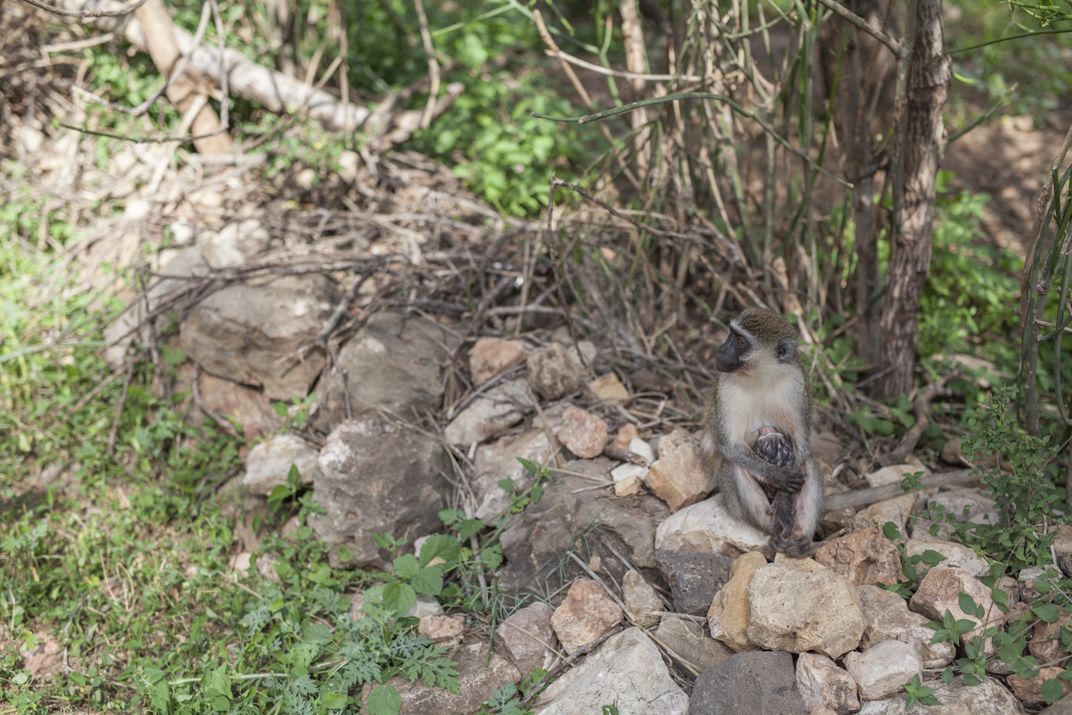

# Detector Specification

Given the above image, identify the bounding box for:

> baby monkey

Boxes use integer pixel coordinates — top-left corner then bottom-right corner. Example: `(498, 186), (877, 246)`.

(701, 308), (822, 556)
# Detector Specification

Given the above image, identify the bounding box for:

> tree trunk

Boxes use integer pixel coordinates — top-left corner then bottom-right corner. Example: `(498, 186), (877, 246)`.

(876, 0), (949, 398)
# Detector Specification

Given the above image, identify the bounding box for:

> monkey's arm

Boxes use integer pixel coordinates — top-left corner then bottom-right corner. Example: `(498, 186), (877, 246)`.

(720, 442), (806, 492)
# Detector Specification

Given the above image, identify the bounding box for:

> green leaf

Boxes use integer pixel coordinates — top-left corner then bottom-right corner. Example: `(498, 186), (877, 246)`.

(517, 457), (541, 475)
(204, 665), (231, 700)
(393, 554), (420, 579)
(321, 691), (348, 710)
(958, 592), (979, 616)
(381, 582), (416, 615)
(456, 518), (485, 541)
(1042, 678), (1065, 705)
(411, 566), (444, 596)
(1035, 604), (1061, 623)
(921, 549), (946, 566)
(419, 535), (462, 567)
(367, 684), (402, 715)
(302, 621), (333, 645)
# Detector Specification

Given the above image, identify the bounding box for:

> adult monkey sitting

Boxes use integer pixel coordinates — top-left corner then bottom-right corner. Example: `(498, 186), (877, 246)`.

(700, 308), (822, 556)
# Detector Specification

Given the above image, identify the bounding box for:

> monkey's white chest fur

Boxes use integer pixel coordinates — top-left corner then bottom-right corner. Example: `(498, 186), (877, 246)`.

(718, 370), (804, 446)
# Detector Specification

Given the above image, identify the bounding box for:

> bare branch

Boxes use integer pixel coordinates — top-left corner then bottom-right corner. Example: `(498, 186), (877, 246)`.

(19, 0), (150, 19)
(815, 0), (905, 59)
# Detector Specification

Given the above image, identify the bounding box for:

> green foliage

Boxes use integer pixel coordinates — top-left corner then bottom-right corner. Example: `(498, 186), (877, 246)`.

(919, 184), (1022, 364)
(962, 386), (1061, 568)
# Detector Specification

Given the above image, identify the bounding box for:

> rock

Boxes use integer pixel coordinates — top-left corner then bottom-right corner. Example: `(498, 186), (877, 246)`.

(913, 489), (999, 539)
(904, 537), (989, 577)
(940, 437), (970, 466)
(1008, 667), (1072, 706)
(405, 595), (443, 619)
(418, 615), (464, 646)
(1042, 693), (1072, 714)
(866, 464), (928, 488)
(1052, 525), (1072, 578)
(852, 494), (916, 534)
(555, 406), (609, 459)
(858, 585), (955, 668)
(550, 579), (624, 655)
(526, 341), (596, 400)
(904, 676), (1023, 714)
(654, 494), (769, 556)
(532, 627), (687, 714)
(189, 369), (283, 440)
(21, 632), (64, 679)
(708, 551), (767, 651)
(1019, 565), (1057, 600)
(311, 416), (448, 565)
(796, 653), (860, 714)
(496, 602), (557, 675)
(909, 566), (1004, 647)
(469, 337), (527, 385)
(180, 274), (340, 400)
(391, 637), (519, 715)
(612, 463), (647, 497)
(242, 434), (319, 495)
(859, 700), (907, 715)
(471, 428), (554, 520)
(623, 570), (663, 627)
(443, 379), (531, 445)
(1029, 610), (1072, 662)
(610, 424), (641, 451)
(689, 651), (807, 715)
(654, 615), (731, 671)
(814, 528), (902, 586)
(656, 550), (732, 616)
(644, 429), (713, 512)
(746, 561), (866, 658)
(314, 311), (461, 430)
(498, 458), (668, 594)
(845, 640), (923, 701)
(588, 372), (629, 403)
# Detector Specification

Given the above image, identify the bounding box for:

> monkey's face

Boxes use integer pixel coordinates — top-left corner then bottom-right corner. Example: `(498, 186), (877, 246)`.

(716, 330), (750, 373)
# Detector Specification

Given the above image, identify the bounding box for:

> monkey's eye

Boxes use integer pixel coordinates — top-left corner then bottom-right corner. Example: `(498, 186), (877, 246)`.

(734, 334), (748, 352)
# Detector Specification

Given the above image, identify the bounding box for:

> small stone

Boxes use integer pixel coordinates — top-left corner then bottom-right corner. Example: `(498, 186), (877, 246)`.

(532, 628), (687, 714)
(496, 602), (557, 675)
(526, 341), (595, 400)
(858, 700), (907, 715)
(796, 652), (860, 714)
(909, 566), (1004, 648)
(645, 429), (715, 512)
(913, 489), (999, 539)
(1052, 525), (1072, 578)
(1020, 565), (1057, 600)
(657, 550), (732, 616)
(230, 551), (252, 573)
(940, 437), (970, 466)
(469, 337), (527, 385)
(405, 595), (443, 619)
(1029, 609), (1072, 662)
(1041, 693), (1072, 714)
(656, 494), (770, 556)
(1008, 667), (1072, 706)
(708, 551), (767, 651)
(852, 494), (916, 534)
(20, 632), (64, 679)
(866, 464), (928, 488)
(689, 651), (807, 715)
(814, 528), (903, 586)
(588, 373), (629, 403)
(472, 429), (554, 520)
(444, 379), (531, 445)
(746, 561), (867, 659)
(610, 424), (640, 451)
(654, 615), (732, 671)
(623, 570), (663, 627)
(419, 615), (464, 645)
(550, 579), (624, 655)
(555, 406), (609, 459)
(904, 537), (989, 577)
(845, 640), (923, 701)
(612, 463), (647, 496)
(242, 433), (319, 495)
(858, 585), (955, 668)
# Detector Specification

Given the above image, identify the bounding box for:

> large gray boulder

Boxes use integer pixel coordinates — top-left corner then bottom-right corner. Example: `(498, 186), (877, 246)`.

(313, 311), (461, 431)
(689, 651), (807, 714)
(311, 416), (448, 565)
(180, 274), (340, 400)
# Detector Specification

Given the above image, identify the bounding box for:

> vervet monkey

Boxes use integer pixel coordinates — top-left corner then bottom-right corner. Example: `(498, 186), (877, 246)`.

(701, 308), (822, 556)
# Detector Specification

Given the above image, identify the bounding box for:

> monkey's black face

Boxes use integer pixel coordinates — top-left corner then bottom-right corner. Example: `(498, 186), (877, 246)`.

(716, 331), (750, 372)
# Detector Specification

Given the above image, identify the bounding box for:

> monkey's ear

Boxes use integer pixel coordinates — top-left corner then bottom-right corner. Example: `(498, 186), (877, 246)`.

(776, 339), (796, 362)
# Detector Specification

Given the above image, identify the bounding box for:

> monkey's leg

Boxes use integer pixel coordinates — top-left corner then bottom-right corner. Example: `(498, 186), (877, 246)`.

(770, 460), (822, 556)
(720, 463), (773, 532)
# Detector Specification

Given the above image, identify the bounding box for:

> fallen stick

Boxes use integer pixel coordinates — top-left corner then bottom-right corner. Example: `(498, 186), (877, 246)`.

(123, 17), (370, 131)
(823, 468), (979, 512)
